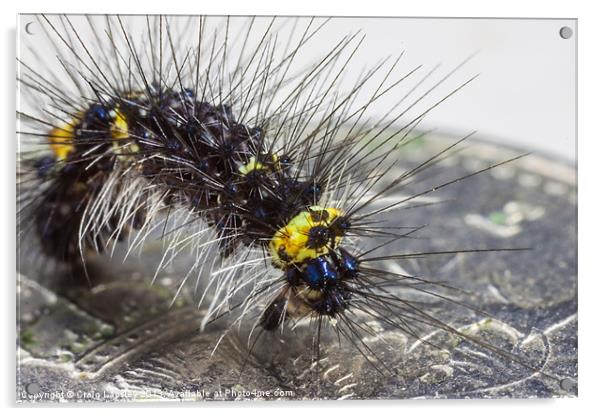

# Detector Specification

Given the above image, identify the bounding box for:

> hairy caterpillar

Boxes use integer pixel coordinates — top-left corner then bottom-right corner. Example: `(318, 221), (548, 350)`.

(17, 14), (575, 398)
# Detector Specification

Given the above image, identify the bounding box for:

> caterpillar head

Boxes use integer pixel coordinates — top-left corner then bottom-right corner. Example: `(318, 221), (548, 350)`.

(259, 248), (359, 331)
(262, 206), (358, 326)
(269, 206), (350, 268)
(288, 248), (358, 314)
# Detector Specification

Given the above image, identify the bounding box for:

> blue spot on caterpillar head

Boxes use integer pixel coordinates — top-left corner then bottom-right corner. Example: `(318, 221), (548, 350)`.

(17, 15), (563, 386)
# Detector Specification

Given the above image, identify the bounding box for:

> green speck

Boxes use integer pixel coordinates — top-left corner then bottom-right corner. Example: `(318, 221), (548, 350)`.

(489, 211), (506, 225)
(396, 135), (426, 153)
(69, 341), (87, 353)
(99, 324), (115, 339)
(20, 329), (36, 346)
(59, 353), (73, 362)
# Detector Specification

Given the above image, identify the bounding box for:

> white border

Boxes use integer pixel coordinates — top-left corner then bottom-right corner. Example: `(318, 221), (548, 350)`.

(2, 0), (597, 414)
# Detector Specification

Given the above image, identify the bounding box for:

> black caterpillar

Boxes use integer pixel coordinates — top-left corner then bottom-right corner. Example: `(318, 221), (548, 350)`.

(30, 83), (354, 326)
(17, 14), (562, 382)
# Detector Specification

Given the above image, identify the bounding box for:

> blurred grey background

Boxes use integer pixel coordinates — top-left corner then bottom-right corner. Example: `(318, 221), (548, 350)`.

(278, 17), (577, 162)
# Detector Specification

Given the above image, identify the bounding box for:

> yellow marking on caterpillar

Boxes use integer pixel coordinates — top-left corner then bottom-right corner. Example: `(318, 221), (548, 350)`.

(49, 120), (77, 160)
(271, 154), (286, 171)
(111, 108), (129, 140)
(238, 156), (265, 175)
(48, 107), (134, 160)
(270, 206), (343, 268)
(239, 154), (284, 175)
(110, 108), (139, 154)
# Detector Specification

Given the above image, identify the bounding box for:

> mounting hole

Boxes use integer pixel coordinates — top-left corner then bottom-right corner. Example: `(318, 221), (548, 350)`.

(560, 377), (577, 392)
(559, 26), (573, 40)
(25, 382), (41, 395)
(25, 21), (35, 36)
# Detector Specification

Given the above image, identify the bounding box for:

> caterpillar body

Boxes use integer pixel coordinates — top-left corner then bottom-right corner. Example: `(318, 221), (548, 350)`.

(17, 14), (564, 387)
(32, 83), (357, 327)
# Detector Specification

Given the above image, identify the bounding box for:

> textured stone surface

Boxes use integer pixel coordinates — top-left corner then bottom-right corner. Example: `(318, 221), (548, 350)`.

(16, 135), (577, 402)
